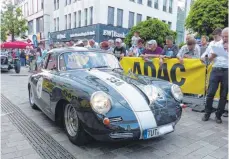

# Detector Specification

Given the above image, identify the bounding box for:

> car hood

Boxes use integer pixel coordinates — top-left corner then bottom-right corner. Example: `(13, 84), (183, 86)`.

(58, 69), (173, 111)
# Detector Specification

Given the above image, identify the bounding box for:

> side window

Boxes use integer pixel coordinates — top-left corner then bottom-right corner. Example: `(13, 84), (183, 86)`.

(46, 54), (57, 70)
(59, 54), (66, 71)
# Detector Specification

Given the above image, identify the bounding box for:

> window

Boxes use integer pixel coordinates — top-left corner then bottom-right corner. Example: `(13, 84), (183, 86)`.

(36, 17), (44, 32)
(46, 54), (57, 70)
(168, 21), (172, 29)
(128, 11), (134, 28)
(129, 0), (135, 2)
(57, 0), (59, 9)
(169, 0), (173, 13)
(68, 0), (71, 5)
(138, 0), (142, 4)
(57, 17), (59, 31)
(54, 0), (56, 10)
(68, 14), (71, 29)
(78, 11), (81, 27)
(89, 7), (93, 25)
(84, 8), (88, 26)
(154, 0), (159, 9)
(65, 15), (67, 29)
(117, 9), (123, 27)
(28, 21), (33, 34)
(136, 13), (142, 24)
(41, 0), (43, 9)
(54, 18), (56, 31)
(37, 0), (43, 10)
(162, 20), (166, 23)
(108, 6), (114, 25)
(65, 0), (67, 6)
(147, 16), (151, 20)
(24, 2), (28, 16)
(147, 0), (152, 7)
(74, 12), (77, 28)
(163, 0), (167, 12)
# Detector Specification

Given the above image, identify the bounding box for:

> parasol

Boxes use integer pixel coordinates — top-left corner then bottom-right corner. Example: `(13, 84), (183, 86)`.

(0, 41), (32, 49)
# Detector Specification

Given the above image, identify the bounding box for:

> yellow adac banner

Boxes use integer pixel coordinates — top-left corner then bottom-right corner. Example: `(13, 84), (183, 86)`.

(120, 57), (222, 98)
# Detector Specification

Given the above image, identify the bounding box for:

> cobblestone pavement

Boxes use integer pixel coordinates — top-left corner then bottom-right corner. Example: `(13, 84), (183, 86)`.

(1, 68), (228, 159)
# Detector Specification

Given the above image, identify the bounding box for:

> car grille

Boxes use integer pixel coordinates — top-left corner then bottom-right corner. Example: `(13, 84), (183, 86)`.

(1, 56), (8, 65)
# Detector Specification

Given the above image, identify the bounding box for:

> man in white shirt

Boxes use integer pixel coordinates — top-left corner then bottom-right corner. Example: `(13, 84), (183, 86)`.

(201, 27), (228, 124)
(201, 28), (223, 59)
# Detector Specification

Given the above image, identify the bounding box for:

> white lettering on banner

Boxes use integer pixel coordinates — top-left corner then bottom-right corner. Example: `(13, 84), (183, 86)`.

(103, 30), (126, 38)
(70, 31), (95, 38)
(57, 34), (66, 39)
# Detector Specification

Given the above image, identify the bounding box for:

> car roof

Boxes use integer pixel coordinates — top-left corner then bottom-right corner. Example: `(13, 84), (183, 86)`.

(48, 47), (113, 55)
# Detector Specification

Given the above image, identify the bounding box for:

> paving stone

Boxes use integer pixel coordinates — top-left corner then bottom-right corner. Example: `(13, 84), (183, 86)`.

(1, 147), (17, 154)
(6, 140), (29, 148)
(14, 148), (37, 158)
(192, 144), (219, 156)
(111, 147), (133, 155)
(1, 153), (16, 159)
(16, 143), (33, 151)
(202, 156), (217, 159)
(209, 148), (228, 159)
(197, 130), (216, 138)
(210, 139), (228, 148)
(123, 147), (160, 159)
(22, 154), (41, 159)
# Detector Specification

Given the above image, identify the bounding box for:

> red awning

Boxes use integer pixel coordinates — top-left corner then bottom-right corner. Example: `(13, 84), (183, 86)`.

(0, 41), (33, 49)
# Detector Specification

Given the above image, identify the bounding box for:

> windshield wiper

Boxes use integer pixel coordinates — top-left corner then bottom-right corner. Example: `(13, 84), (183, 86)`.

(89, 66), (110, 71)
(112, 68), (123, 71)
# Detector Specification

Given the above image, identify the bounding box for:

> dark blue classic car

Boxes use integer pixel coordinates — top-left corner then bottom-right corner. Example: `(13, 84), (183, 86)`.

(28, 47), (183, 145)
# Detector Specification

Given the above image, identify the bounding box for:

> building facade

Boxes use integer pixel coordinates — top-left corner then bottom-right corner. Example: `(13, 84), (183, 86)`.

(14, 0), (52, 47)
(14, 0), (179, 45)
(50, 0), (178, 43)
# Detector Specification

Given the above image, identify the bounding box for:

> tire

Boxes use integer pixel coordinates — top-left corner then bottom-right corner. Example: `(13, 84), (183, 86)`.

(29, 86), (39, 109)
(15, 61), (21, 73)
(64, 103), (89, 146)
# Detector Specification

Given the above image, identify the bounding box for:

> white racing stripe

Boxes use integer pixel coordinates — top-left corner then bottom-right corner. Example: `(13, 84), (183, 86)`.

(88, 70), (157, 139)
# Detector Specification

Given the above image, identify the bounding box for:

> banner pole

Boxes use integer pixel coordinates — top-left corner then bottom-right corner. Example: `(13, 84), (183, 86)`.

(203, 55), (209, 109)
(192, 55), (209, 112)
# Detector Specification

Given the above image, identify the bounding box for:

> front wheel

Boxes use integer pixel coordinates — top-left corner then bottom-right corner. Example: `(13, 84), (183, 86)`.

(14, 60), (21, 73)
(29, 86), (38, 109)
(64, 103), (89, 146)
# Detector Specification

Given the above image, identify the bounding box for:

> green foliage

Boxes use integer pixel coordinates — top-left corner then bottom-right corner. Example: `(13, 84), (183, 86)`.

(1, 3), (28, 42)
(179, 42), (186, 49)
(185, 0), (228, 35)
(124, 19), (176, 47)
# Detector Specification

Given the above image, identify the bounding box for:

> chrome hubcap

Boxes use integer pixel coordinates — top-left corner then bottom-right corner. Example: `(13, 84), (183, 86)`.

(64, 104), (78, 137)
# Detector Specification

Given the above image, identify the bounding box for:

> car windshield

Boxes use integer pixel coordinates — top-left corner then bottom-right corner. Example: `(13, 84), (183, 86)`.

(59, 51), (120, 71)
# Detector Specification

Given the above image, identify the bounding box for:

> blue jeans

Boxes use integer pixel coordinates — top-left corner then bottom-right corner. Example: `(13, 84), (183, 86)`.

(20, 57), (26, 66)
(205, 68), (228, 117)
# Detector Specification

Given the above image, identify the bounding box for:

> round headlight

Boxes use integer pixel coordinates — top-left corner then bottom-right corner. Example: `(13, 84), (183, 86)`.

(143, 85), (160, 104)
(171, 84), (183, 101)
(90, 91), (112, 115)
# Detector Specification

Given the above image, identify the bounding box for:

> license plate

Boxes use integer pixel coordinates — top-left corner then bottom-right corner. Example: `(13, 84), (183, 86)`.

(143, 124), (174, 139)
(143, 128), (160, 139)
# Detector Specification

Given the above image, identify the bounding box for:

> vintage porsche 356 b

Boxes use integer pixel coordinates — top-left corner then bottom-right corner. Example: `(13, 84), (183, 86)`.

(28, 47), (183, 145)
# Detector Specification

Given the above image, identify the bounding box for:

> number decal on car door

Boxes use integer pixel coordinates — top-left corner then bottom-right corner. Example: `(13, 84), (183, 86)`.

(37, 77), (43, 98)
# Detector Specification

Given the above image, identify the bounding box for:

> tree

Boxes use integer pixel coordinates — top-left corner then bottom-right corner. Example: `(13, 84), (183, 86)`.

(185, 0), (228, 36)
(124, 19), (176, 47)
(1, 3), (28, 42)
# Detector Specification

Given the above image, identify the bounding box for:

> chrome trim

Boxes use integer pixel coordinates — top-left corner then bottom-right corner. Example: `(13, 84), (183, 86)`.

(109, 132), (133, 139)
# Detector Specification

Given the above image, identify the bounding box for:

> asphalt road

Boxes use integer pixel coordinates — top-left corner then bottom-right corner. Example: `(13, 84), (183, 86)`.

(1, 68), (228, 159)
